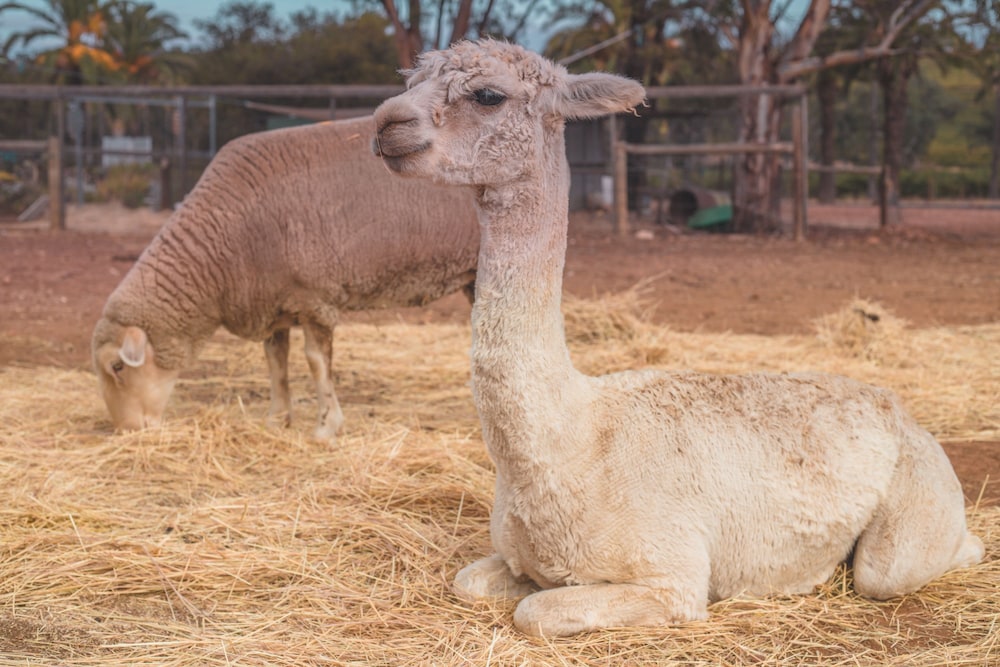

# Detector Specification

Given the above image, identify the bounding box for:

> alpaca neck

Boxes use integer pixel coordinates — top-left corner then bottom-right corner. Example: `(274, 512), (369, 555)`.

(470, 138), (588, 469)
(473, 182), (569, 353)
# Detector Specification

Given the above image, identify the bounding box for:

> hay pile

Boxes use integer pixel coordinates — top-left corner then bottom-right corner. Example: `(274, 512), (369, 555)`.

(0, 297), (997, 665)
(812, 297), (911, 363)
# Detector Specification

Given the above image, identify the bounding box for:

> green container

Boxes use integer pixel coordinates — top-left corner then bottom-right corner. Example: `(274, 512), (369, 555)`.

(687, 204), (733, 229)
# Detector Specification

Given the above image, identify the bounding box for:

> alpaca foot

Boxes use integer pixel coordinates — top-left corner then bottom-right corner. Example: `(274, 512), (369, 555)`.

(513, 582), (708, 637)
(453, 554), (538, 602)
(954, 532), (985, 569)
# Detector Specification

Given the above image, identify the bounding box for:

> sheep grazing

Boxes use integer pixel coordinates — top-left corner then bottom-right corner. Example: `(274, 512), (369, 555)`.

(93, 115), (479, 442)
(372, 40), (984, 637)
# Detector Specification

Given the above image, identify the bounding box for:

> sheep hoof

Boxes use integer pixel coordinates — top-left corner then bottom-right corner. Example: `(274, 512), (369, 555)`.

(265, 412), (292, 430)
(312, 424), (340, 446)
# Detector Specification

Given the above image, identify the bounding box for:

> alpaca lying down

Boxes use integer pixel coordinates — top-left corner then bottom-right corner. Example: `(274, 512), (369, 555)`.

(372, 38), (984, 637)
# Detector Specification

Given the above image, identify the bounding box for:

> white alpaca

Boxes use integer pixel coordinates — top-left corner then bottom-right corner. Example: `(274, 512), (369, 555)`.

(372, 40), (984, 637)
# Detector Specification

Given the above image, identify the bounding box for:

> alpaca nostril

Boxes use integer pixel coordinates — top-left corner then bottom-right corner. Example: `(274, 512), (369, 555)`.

(378, 117), (419, 138)
(373, 118), (429, 160)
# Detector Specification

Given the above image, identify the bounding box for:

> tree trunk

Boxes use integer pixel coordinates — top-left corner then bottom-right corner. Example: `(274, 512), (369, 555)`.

(732, 1), (781, 233)
(620, 0), (656, 213)
(448, 0), (473, 46)
(868, 80), (879, 203)
(816, 68), (838, 203)
(878, 55), (913, 227)
(727, 0), (931, 233)
(990, 83), (1000, 200)
(381, 0), (424, 69)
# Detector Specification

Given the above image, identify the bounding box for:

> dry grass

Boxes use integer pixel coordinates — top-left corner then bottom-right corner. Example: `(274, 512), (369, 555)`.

(813, 297), (911, 363)
(0, 295), (997, 665)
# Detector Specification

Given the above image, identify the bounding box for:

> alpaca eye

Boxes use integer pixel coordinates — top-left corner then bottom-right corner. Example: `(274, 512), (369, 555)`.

(471, 89), (506, 106)
(111, 360), (124, 374)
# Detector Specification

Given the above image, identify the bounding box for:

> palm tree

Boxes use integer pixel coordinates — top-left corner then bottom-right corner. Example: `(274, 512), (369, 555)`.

(103, 0), (192, 137)
(103, 0), (191, 84)
(0, 0), (117, 83)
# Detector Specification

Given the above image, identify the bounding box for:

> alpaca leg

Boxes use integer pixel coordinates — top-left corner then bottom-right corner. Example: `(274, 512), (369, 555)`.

(453, 554), (539, 602)
(263, 329), (292, 428)
(302, 321), (344, 443)
(854, 436), (984, 599)
(512, 580), (709, 637)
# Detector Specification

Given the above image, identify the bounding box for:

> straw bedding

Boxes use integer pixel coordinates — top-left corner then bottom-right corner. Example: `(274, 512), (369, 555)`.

(0, 296), (997, 665)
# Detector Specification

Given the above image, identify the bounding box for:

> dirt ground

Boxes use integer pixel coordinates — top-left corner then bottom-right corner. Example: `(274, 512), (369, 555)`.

(2, 200), (999, 505)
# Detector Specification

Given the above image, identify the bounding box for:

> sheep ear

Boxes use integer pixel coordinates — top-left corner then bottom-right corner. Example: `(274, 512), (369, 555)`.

(119, 326), (148, 368)
(558, 73), (646, 120)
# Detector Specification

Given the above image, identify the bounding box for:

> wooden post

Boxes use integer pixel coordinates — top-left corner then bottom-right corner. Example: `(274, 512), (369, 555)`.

(208, 94), (217, 157)
(48, 98), (65, 230)
(614, 140), (628, 236)
(175, 95), (187, 199)
(791, 97), (808, 241)
(158, 156), (171, 211)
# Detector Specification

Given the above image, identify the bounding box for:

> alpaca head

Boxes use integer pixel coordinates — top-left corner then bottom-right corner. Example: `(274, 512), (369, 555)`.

(373, 39), (645, 188)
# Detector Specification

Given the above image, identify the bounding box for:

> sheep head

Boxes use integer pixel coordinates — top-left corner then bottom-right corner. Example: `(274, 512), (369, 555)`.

(92, 321), (179, 431)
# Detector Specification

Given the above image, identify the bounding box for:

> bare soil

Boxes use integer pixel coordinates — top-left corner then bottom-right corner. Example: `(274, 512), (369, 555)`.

(1, 200), (999, 506)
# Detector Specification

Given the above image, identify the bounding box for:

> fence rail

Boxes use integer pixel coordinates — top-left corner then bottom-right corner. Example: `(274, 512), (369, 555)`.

(611, 84), (809, 240)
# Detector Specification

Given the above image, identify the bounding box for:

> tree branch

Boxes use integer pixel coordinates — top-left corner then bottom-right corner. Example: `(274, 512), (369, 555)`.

(781, 0), (830, 64)
(781, 45), (905, 80)
(506, 0), (542, 43)
(449, 0), (473, 46)
(779, 0), (939, 81)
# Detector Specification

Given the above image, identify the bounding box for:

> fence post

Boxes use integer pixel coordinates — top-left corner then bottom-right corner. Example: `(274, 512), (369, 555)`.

(158, 156), (172, 211)
(614, 140), (628, 236)
(48, 97), (66, 231)
(791, 97), (808, 241)
(175, 95), (187, 200)
(208, 94), (217, 158)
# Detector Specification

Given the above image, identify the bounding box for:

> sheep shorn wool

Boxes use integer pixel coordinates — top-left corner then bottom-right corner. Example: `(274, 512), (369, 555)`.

(93, 115), (479, 441)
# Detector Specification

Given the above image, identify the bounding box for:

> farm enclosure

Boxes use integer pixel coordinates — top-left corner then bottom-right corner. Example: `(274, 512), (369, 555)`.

(0, 202), (998, 664)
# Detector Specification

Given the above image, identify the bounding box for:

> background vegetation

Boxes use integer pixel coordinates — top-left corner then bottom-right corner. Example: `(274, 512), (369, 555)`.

(0, 0), (997, 216)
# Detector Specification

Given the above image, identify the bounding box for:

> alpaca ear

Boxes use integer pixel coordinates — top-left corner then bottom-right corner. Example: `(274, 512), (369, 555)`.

(558, 73), (646, 120)
(119, 326), (148, 368)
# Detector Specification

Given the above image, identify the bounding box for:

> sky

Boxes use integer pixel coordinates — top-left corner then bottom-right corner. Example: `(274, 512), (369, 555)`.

(1, 1), (345, 53)
(167, 0), (346, 39)
(1, 0), (813, 58)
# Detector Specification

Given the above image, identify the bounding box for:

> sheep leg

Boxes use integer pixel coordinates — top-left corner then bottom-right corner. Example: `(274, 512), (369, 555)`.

(853, 432), (984, 599)
(453, 554), (539, 602)
(512, 580), (709, 637)
(263, 329), (292, 428)
(302, 321), (344, 444)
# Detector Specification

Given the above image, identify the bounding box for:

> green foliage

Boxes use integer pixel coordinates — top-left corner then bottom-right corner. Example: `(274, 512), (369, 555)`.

(186, 5), (400, 146)
(927, 125), (992, 168)
(901, 167), (992, 199)
(806, 167), (991, 200)
(190, 4), (398, 85)
(96, 163), (153, 209)
(822, 59), (995, 177)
